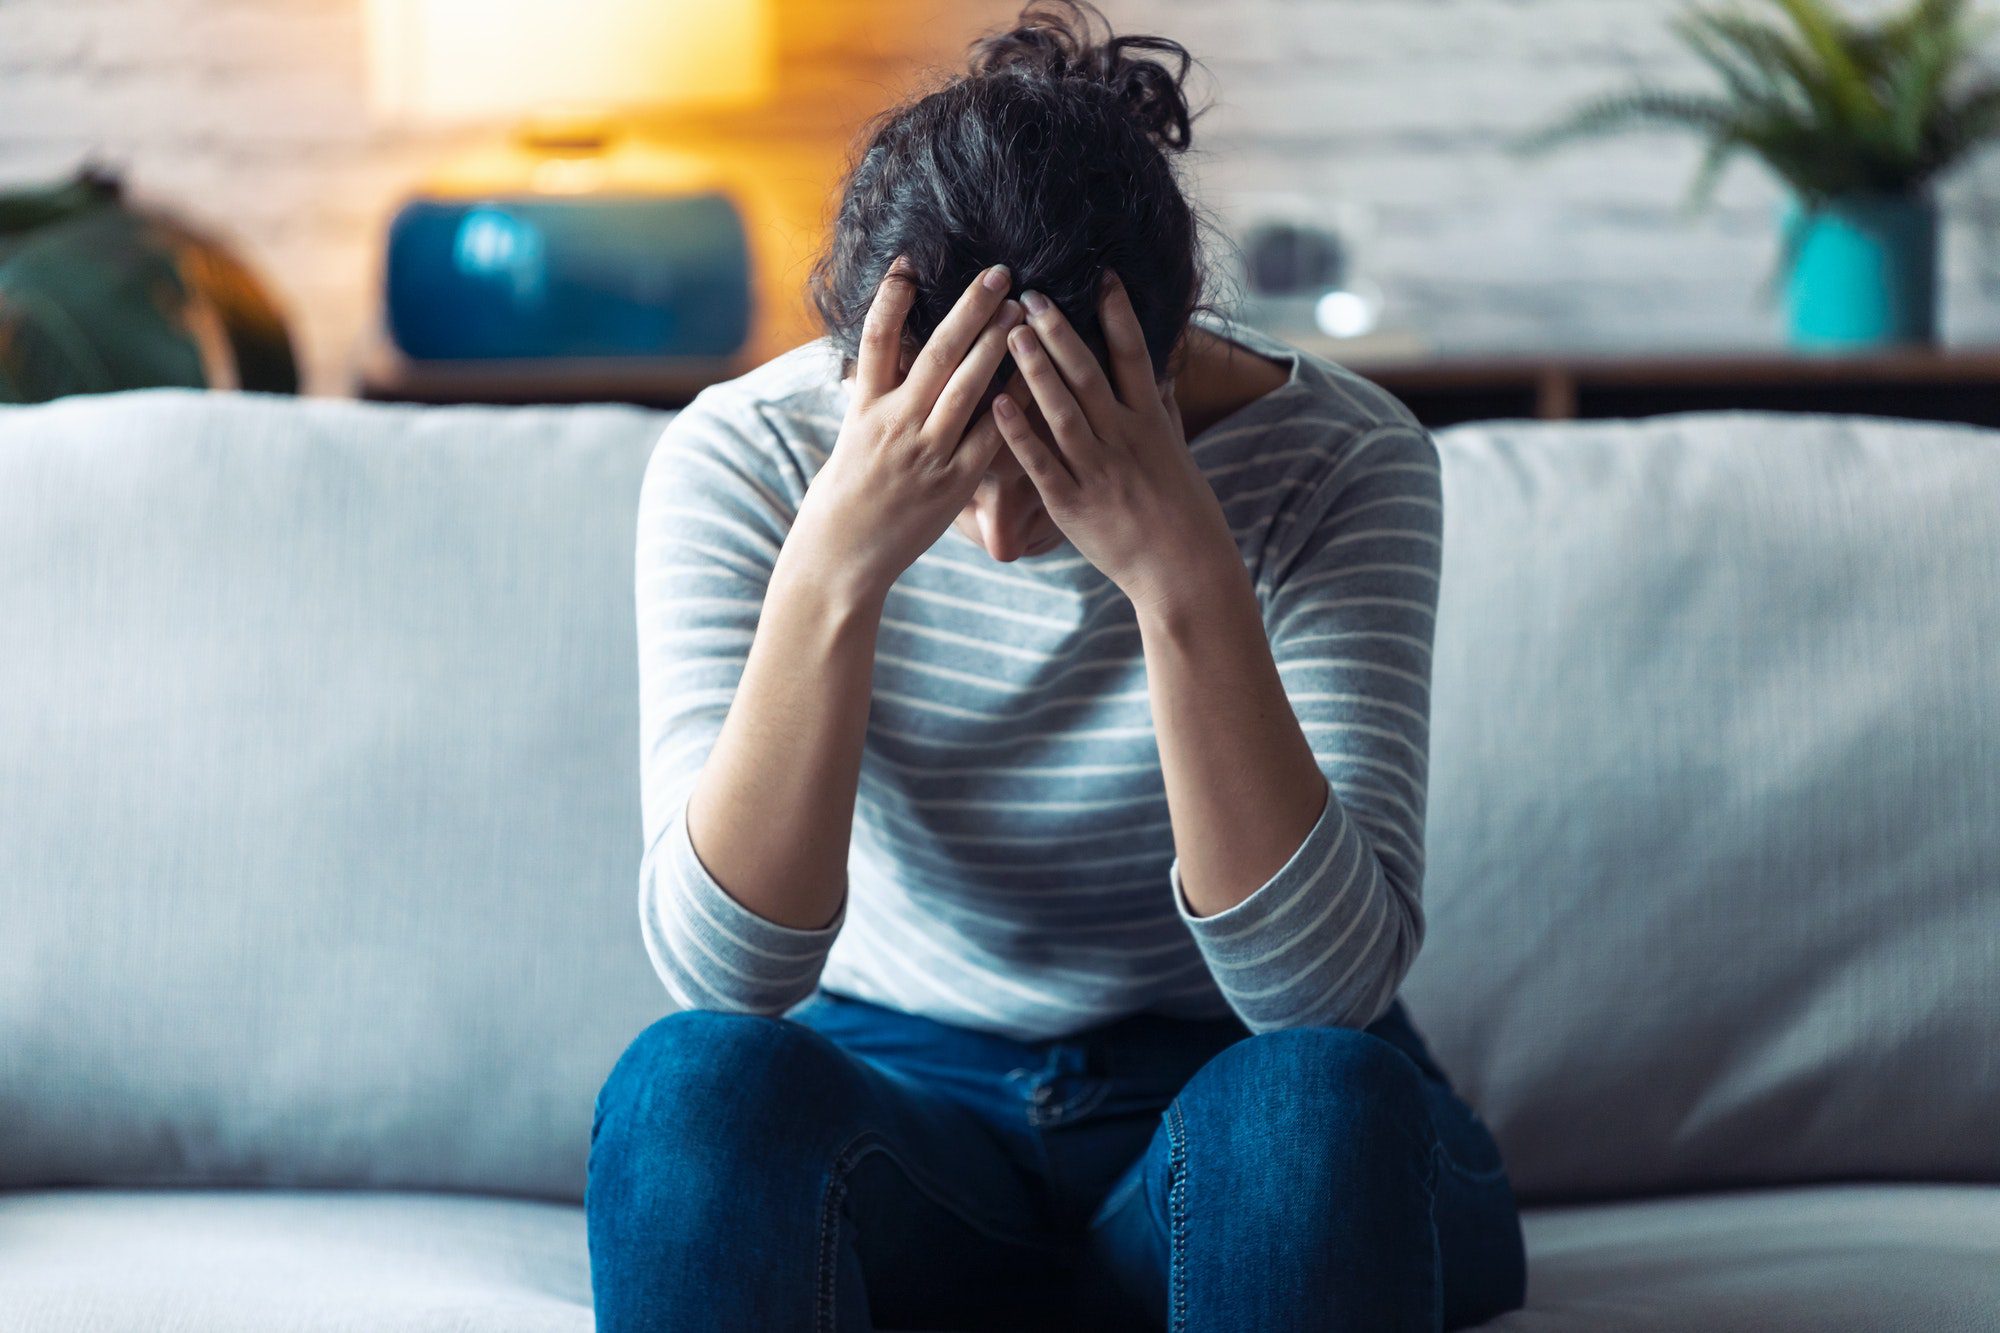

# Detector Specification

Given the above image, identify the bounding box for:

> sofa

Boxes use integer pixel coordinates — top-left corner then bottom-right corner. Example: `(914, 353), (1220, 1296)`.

(2, 387), (1995, 1332)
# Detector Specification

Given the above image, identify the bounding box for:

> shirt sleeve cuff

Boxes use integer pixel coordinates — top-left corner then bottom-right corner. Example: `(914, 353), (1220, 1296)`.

(638, 792), (843, 1013)
(1170, 773), (1358, 953)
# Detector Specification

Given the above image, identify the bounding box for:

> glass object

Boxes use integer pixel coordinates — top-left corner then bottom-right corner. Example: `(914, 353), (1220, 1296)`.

(1225, 192), (1385, 343)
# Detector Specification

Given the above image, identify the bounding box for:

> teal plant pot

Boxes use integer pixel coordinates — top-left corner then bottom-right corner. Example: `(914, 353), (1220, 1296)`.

(1781, 192), (1939, 350)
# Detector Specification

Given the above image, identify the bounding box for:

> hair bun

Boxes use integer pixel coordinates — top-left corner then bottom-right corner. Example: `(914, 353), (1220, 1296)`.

(969, 0), (1197, 152)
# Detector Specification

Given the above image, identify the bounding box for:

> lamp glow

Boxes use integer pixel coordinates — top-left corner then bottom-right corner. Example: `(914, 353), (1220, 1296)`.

(361, 0), (770, 368)
(364, 0), (773, 124)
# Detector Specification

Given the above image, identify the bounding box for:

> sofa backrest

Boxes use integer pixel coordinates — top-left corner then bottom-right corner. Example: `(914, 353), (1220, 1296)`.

(3, 391), (1995, 1205)
(1402, 409), (2000, 1203)
(0, 389), (672, 1201)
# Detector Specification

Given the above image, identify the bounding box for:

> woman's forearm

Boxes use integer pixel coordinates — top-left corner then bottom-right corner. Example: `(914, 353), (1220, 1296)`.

(1136, 557), (1329, 918)
(680, 524), (887, 933)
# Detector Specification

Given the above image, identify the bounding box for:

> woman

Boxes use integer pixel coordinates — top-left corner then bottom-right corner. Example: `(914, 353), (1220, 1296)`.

(588, 3), (1528, 1329)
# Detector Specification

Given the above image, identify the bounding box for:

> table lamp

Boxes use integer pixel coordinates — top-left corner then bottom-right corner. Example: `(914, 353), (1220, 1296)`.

(363, 0), (771, 366)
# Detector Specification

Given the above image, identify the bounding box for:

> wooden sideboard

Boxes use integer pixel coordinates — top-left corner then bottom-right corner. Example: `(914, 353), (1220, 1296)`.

(360, 333), (2000, 431)
(1334, 344), (2000, 431)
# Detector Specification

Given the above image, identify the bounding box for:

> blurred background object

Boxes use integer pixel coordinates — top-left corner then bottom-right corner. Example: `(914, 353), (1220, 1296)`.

(4, 0), (2000, 408)
(1525, 0), (2000, 350)
(0, 163), (297, 403)
(360, 0), (770, 387)
(0, 0), (1027, 398)
(1222, 190), (1428, 363)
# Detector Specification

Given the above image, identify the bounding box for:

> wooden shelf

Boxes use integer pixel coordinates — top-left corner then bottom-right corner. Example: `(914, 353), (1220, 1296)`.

(358, 323), (2000, 432)
(1331, 343), (2000, 430)
(355, 330), (731, 410)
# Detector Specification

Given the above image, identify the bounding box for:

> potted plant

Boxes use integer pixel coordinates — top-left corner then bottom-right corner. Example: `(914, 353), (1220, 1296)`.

(1522, 0), (2000, 349)
(0, 162), (297, 402)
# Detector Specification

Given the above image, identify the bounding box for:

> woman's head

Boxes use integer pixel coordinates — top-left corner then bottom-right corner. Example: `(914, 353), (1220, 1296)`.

(808, 0), (1216, 407)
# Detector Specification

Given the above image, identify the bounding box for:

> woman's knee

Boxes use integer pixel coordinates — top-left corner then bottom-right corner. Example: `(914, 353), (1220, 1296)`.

(586, 1010), (867, 1322)
(593, 1008), (857, 1163)
(1177, 1024), (1435, 1175)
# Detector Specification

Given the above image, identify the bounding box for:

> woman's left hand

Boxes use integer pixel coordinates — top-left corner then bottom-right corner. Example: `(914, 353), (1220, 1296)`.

(994, 270), (1241, 613)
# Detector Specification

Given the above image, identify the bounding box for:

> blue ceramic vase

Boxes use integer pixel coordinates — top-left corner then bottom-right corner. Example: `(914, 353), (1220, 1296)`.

(1781, 191), (1939, 350)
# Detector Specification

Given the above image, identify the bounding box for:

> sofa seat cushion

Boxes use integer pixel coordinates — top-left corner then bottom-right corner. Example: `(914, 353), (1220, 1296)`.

(3, 1183), (1995, 1331)
(0, 1189), (592, 1332)
(1501, 1182), (2000, 1331)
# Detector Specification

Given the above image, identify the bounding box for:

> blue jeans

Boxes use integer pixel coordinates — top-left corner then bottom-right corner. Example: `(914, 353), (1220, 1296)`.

(587, 990), (1527, 1332)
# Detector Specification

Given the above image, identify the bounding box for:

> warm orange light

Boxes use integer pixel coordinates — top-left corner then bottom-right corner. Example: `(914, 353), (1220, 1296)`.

(364, 0), (774, 123)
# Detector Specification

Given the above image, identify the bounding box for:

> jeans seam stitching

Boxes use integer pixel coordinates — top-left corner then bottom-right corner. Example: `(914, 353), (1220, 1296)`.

(1435, 1150), (1510, 1183)
(815, 1133), (1070, 1329)
(1431, 1118), (1510, 1184)
(1425, 1139), (1448, 1330)
(825, 1128), (1068, 1256)
(1166, 1099), (1190, 1333)
(816, 1137), (860, 1333)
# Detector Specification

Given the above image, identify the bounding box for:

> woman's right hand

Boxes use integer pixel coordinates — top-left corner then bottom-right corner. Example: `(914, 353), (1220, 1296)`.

(790, 257), (1024, 601)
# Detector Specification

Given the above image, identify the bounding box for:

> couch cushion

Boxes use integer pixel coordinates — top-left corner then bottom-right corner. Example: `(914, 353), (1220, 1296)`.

(4, 391), (1996, 1210)
(1499, 1183), (2000, 1332)
(0, 388), (674, 1201)
(1405, 411), (2000, 1203)
(0, 1190), (592, 1332)
(3, 1185), (1993, 1331)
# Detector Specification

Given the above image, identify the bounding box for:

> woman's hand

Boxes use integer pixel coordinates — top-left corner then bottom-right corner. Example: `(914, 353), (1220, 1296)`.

(793, 257), (1024, 602)
(992, 271), (1241, 613)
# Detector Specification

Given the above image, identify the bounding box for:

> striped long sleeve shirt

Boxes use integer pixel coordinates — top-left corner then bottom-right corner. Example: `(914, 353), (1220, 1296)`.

(634, 313), (1443, 1042)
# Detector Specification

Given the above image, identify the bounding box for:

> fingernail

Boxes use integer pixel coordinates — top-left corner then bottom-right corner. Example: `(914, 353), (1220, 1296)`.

(983, 263), (1011, 292)
(997, 300), (1024, 328)
(994, 394), (1018, 420)
(1009, 325), (1036, 353)
(1020, 289), (1050, 315)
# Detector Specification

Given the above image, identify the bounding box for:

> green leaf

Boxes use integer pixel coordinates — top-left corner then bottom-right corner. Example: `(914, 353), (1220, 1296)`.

(1767, 0), (1884, 127)
(1685, 10), (1827, 120)
(1518, 0), (2000, 205)
(1937, 77), (2000, 160)
(1513, 88), (1740, 155)
(1683, 136), (1743, 214)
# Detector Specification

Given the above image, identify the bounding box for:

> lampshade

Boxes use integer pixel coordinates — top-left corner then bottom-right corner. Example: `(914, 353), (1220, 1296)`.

(364, 0), (774, 123)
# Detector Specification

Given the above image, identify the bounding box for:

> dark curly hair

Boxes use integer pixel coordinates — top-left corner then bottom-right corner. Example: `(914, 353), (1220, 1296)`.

(807, 0), (1221, 396)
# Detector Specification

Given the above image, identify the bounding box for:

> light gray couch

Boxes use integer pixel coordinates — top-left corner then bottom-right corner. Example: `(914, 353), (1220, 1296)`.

(2, 388), (1995, 1331)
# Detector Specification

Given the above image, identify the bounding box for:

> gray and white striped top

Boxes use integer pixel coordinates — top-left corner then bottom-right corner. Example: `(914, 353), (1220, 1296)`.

(634, 312), (1442, 1042)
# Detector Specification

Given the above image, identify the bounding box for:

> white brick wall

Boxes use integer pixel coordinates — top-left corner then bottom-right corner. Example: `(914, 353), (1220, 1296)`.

(1131, 0), (2000, 352)
(5, 0), (1998, 394)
